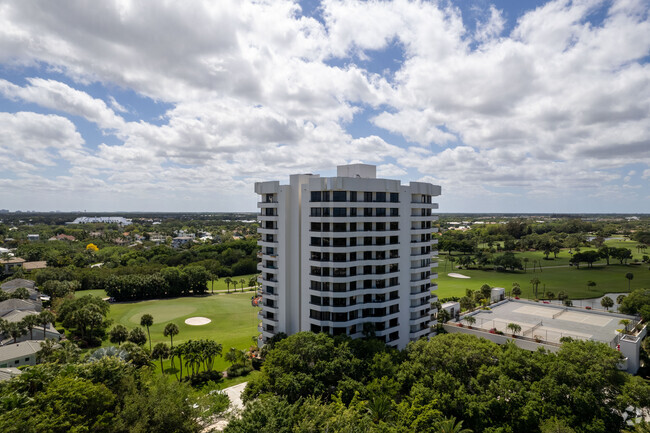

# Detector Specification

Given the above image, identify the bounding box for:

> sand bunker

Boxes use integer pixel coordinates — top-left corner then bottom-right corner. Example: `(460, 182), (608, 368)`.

(184, 317), (212, 326)
(448, 273), (471, 279)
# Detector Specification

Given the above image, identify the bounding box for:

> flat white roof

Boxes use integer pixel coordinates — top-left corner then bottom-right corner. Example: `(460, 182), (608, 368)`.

(467, 300), (634, 345)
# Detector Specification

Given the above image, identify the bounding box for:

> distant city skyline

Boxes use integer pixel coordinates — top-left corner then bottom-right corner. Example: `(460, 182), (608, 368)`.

(0, 0), (648, 213)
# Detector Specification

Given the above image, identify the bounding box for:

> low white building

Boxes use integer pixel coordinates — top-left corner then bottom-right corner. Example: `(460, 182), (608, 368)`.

(441, 301), (460, 321)
(491, 287), (505, 303)
(445, 299), (647, 374)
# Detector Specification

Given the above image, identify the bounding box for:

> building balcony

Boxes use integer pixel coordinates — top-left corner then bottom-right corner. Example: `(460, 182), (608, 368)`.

(409, 327), (431, 339)
(409, 215), (438, 222)
(409, 314), (430, 326)
(257, 201), (278, 208)
(309, 297), (399, 311)
(257, 263), (278, 274)
(410, 252), (432, 260)
(258, 278), (279, 288)
(258, 240), (278, 249)
(307, 311), (400, 328)
(308, 244), (399, 254)
(410, 276), (431, 284)
(410, 263), (432, 272)
(307, 257), (400, 268)
(258, 214), (279, 222)
(308, 215), (401, 223)
(410, 202), (437, 209)
(316, 229), (401, 238)
(409, 290), (431, 301)
(410, 302), (431, 313)
(257, 227), (279, 235)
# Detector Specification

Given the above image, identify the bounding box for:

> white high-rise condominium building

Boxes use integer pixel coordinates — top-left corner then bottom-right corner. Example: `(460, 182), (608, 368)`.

(255, 164), (440, 349)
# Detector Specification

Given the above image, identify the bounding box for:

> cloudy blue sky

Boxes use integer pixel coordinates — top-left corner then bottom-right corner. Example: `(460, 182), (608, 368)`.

(0, 0), (648, 213)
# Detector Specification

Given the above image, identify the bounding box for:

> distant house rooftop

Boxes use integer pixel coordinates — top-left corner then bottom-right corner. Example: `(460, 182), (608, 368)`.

(48, 234), (76, 242)
(1, 279), (36, 291)
(0, 257), (25, 265)
(0, 340), (44, 362)
(0, 299), (41, 316)
(22, 261), (47, 271)
(0, 367), (22, 382)
(67, 216), (132, 225)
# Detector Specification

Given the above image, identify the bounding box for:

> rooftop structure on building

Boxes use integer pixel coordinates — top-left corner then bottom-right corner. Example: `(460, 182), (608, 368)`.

(254, 163), (441, 349)
(444, 299), (647, 374)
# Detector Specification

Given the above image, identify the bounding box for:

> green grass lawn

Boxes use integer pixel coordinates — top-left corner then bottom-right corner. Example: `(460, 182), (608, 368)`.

(208, 273), (259, 292)
(105, 292), (259, 372)
(435, 263), (650, 300)
(436, 238), (649, 300)
(74, 289), (108, 298)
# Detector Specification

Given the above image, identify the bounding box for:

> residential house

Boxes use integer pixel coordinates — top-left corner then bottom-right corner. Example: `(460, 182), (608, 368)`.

(0, 367), (21, 382)
(0, 299), (41, 317)
(0, 341), (44, 368)
(48, 234), (76, 242)
(22, 261), (47, 272)
(0, 257), (26, 274)
(0, 310), (60, 345)
(172, 236), (194, 249)
(1, 279), (39, 300)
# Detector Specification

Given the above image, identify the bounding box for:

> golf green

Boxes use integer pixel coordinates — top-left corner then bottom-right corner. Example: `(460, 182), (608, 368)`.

(105, 292), (259, 372)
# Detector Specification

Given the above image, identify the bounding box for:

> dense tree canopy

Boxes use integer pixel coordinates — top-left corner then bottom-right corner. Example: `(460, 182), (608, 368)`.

(234, 332), (650, 433)
(0, 357), (202, 433)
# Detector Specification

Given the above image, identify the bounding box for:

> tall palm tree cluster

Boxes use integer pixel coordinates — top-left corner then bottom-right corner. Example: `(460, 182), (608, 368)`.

(0, 310), (56, 343)
(166, 339), (223, 381)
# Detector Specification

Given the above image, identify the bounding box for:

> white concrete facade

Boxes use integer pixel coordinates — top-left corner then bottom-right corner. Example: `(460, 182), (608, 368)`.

(254, 164), (440, 349)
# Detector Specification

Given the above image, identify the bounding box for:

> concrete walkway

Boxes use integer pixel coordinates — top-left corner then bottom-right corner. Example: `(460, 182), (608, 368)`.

(222, 382), (247, 411)
(202, 382), (247, 432)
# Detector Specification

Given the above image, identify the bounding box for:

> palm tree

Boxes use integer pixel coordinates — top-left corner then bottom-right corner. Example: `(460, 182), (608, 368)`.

(211, 274), (218, 294)
(463, 315), (476, 328)
(507, 323), (522, 337)
(511, 282), (521, 298)
(21, 314), (40, 340)
(172, 344), (184, 381)
(432, 416), (473, 433)
(619, 319), (631, 334)
(224, 277), (232, 294)
(140, 313), (154, 350)
(601, 296), (614, 311)
(151, 342), (170, 375)
(239, 278), (246, 292)
(5, 322), (27, 343)
(249, 277), (257, 292)
(625, 272), (634, 291)
(109, 324), (129, 346)
(38, 310), (56, 339)
(164, 322), (179, 347)
(367, 394), (393, 423)
(546, 291), (555, 301)
(523, 257), (529, 272)
(36, 338), (59, 363)
(530, 277), (541, 298)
